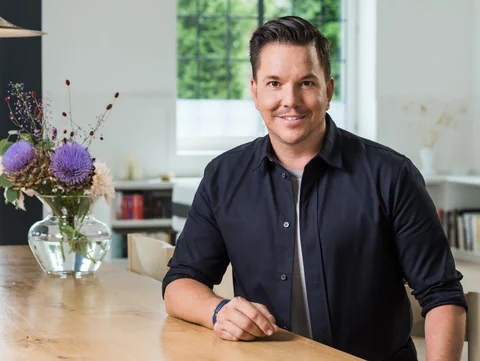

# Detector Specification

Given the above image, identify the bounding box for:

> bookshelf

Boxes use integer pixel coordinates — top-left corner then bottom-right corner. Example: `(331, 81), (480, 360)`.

(114, 179), (174, 191)
(111, 218), (173, 229)
(424, 175), (480, 264)
(110, 179), (175, 259)
(107, 176), (480, 263)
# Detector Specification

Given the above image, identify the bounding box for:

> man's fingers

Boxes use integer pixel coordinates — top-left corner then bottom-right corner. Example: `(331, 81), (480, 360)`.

(252, 302), (277, 326)
(227, 308), (265, 338)
(233, 298), (275, 336)
(215, 297), (278, 342)
(218, 320), (257, 341)
(218, 330), (239, 341)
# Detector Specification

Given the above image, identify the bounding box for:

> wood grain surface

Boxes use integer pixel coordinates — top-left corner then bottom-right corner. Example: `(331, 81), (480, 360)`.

(0, 246), (363, 361)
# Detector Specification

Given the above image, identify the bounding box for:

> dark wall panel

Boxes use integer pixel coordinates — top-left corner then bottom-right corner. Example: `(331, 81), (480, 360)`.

(0, 1), (43, 245)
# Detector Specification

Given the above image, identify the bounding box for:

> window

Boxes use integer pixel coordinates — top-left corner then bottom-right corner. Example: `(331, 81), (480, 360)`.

(176, 0), (347, 154)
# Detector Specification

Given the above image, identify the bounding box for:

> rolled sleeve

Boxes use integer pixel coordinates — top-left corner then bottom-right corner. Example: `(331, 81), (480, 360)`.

(162, 163), (229, 298)
(390, 157), (467, 317)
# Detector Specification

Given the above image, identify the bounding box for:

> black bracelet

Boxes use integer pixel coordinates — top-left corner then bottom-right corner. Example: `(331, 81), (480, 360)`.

(212, 299), (230, 326)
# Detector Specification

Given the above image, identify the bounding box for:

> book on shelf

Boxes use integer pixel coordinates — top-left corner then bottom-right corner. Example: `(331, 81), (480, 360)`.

(113, 190), (172, 221)
(437, 208), (480, 253)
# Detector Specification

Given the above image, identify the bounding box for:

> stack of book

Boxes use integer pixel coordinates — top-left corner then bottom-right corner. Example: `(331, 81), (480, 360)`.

(113, 190), (172, 220)
(438, 209), (480, 252)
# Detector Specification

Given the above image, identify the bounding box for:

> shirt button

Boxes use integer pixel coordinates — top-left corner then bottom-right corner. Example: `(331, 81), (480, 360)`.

(283, 326), (288, 330)
(280, 274), (287, 281)
(281, 172), (287, 178)
(283, 222), (290, 228)
(268, 157), (274, 162)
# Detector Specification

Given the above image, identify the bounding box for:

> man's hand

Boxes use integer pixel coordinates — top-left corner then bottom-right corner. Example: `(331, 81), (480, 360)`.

(213, 297), (279, 341)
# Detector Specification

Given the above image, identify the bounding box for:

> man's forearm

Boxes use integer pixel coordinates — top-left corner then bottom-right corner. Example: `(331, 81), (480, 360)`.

(425, 304), (466, 361)
(164, 278), (223, 329)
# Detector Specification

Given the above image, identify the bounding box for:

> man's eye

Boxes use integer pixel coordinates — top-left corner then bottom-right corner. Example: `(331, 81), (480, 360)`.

(268, 81), (280, 87)
(303, 81), (315, 87)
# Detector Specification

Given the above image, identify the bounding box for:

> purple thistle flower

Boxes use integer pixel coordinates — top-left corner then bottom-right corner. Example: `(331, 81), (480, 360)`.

(50, 142), (93, 185)
(2, 140), (35, 173)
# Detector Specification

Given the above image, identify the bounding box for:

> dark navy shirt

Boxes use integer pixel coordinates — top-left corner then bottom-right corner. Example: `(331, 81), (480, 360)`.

(163, 114), (467, 361)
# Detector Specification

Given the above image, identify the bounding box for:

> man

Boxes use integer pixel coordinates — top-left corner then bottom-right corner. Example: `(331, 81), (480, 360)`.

(163, 16), (467, 361)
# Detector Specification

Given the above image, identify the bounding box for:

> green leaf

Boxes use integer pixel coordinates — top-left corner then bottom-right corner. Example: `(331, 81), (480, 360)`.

(0, 139), (13, 155)
(62, 225), (76, 239)
(5, 188), (18, 203)
(19, 133), (33, 143)
(43, 139), (55, 149)
(0, 174), (12, 188)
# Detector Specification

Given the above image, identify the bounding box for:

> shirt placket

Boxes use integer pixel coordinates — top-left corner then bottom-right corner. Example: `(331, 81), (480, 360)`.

(300, 167), (333, 346)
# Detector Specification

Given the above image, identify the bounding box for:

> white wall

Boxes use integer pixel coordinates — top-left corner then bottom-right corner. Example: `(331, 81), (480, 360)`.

(42, 0), (176, 180)
(375, 0), (474, 175)
(473, 0), (480, 172)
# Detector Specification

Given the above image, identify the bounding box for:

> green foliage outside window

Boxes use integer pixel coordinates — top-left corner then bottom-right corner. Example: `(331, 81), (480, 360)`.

(177, 0), (342, 100)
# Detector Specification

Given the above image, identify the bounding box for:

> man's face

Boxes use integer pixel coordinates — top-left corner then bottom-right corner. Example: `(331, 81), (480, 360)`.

(250, 42), (334, 148)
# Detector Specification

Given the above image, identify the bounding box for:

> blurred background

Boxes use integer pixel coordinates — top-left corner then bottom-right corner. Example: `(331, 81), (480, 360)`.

(1, 0), (480, 265)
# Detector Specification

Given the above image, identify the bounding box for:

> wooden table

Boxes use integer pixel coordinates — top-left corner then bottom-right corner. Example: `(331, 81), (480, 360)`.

(0, 246), (362, 360)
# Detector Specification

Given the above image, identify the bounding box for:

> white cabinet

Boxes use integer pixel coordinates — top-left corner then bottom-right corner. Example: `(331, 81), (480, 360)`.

(425, 176), (480, 264)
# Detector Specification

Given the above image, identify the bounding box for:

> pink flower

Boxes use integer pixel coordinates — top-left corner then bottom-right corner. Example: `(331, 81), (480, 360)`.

(87, 161), (115, 203)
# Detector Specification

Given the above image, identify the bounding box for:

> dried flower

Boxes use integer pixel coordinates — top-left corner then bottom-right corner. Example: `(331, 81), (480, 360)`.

(0, 80), (118, 212)
(2, 141), (35, 173)
(0, 80), (119, 264)
(88, 161), (115, 203)
(50, 142), (93, 185)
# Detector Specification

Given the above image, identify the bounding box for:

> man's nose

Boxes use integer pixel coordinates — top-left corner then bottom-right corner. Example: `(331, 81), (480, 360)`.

(281, 84), (300, 108)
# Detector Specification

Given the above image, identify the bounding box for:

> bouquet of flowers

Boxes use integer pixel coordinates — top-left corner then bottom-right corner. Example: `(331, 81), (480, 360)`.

(0, 80), (118, 265)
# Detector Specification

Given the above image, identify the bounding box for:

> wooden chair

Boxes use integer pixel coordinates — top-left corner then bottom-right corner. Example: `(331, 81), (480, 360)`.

(406, 286), (479, 360)
(127, 233), (175, 282)
(127, 233), (234, 299)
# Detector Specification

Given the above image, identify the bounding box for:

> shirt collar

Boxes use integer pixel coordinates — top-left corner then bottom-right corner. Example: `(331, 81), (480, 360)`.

(252, 113), (343, 171)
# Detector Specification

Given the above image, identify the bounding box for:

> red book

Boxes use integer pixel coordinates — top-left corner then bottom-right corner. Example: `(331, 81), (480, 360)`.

(133, 194), (144, 220)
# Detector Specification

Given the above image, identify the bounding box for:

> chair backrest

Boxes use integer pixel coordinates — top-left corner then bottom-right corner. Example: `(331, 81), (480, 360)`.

(466, 292), (479, 360)
(213, 263), (234, 299)
(406, 286), (479, 360)
(127, 233), (175, 282)
(127, 233), (235, 299)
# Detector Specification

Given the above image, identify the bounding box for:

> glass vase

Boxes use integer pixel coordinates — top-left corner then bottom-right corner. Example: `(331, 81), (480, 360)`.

(28, 195), (112, 277)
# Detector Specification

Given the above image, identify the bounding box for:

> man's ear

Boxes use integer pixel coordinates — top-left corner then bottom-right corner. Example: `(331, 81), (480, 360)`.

(326, 77), (335, 109)
(250, 78), (259, 110)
